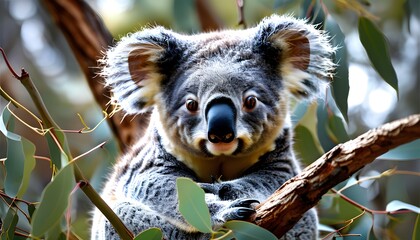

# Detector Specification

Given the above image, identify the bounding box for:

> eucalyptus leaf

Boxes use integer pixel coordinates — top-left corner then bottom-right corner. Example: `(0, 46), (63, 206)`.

(31, 164), (75, 237)
(386, 200), (420, 213)
(173, 0), (200, 33)
(358, 17), (399, 95)
(0, 106), (20, 141)
(325, 16), (349, 121)
(294, 125), (323, 165)
(316, 96), (348, 152)
(46, 131), (69, 170)
(4, 136), (25, 197)
(1, 107), (36, 198)
(28, 204), (36, 218)
(17, 138), (36, 198)
(45, 220), (66, 240)
(0, 207), (18, 240)
(318, 223), (336, 233)
(1, 107), (22, 197)
(176, 177), (212, 233)
(413, 214), (420, 240)
(223, 220), (277, 240)
(291, 101), (309, 126)
(301, 0), (325, 28)
(134, 228), (163, 240)
(379, 139), (420, 160)
(326, 115), (349, 144)
(274, 0), (296, 9)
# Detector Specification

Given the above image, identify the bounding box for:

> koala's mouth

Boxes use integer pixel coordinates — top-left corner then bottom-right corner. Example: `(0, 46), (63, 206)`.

(204, 139), (241, 156)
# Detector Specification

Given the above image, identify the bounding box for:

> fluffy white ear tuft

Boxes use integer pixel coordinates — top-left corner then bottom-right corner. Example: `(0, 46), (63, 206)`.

(101, 27), (180, 114)
(255, 15), (336, 100)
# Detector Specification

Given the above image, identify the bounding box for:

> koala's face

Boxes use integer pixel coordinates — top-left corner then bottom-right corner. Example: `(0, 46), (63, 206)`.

(103, 15), (334, 176)
(159, 51), (288, 158)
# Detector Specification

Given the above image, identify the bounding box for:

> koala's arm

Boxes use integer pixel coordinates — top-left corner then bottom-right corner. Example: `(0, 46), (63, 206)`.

(96, 156), (213, 240)
(102, 173), (207, 239)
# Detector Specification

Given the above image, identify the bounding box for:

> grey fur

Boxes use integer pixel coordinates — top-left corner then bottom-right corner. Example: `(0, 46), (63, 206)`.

(92, 14), (334, 239)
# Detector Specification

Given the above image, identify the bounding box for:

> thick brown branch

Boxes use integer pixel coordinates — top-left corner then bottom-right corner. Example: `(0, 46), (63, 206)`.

(250, 114), (420, 237)
(42, 0), (147, 151)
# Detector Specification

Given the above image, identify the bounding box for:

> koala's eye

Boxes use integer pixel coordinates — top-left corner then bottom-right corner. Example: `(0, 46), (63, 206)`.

(243, 95), (257, 110)
(185, 99), (199, 112)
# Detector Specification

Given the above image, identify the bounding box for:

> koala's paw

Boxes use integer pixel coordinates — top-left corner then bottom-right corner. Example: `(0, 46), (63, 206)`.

(199, 182), (240, 200)
(199, 183), (219, 195)
(220, 199), (259, 221)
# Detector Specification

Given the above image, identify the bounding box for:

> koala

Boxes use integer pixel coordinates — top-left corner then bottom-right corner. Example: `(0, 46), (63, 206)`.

(91, 14), (335, 240)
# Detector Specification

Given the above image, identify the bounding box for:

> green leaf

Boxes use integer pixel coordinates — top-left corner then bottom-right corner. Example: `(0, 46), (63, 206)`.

(173, 0), (200, 33)
(0, 106), (20, 141)
(316, 97), (348, 152)
(274, 0), (296, 9)
(1, 107), (22, 197)
(326, 114), (349, 144)
(223, 220), (277, 240)
(294, 125), (323, 164)
(4, 136), (25, 197)
(134, 228), (163, 240)
(301, 0), (325, 28)
(386, 200), (420, 213)
(294, 102), (324, 164)
(326, 16), (349, 121)
(45, 220), (66, 240)
(291, 101), (309, 126)
(31, 163), (75, 237)
(176, 177), (212, 233)
(46, 131), (68, 170)
(28, 204), (36, 218)
(0, 207), (18, 240)
(212, 229), (235, 239)
(413, 214), (420, 240)
(358, 17), (399, 95)
(17, 137), (36, 198)
(318, 223), (336, 233)
(379, 139), (420, 160)
(1, 106), (36, 198)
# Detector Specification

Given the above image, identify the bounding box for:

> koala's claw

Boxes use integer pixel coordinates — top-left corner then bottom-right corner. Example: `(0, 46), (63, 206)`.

(223, 206), (256, 221)
(219, 198), (259, 221)
(231, 198), (260, 208)
(236, 207), (256, 219)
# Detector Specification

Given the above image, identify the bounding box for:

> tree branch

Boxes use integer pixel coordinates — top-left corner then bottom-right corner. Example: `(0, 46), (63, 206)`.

(249, 114), (420, 237)
(41, 0), (148, 151)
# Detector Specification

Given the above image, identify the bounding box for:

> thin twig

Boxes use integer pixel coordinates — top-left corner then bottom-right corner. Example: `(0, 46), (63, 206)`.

(331, 188), (413, 215)
(71, 141), (106, 162)
(0, 48), (19, 78)
(236, 0), (247, 28)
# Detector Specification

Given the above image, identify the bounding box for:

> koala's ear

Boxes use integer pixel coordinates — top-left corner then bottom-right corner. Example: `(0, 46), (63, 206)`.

(102, 27), (183, 114)
(254, 15), (335, 99)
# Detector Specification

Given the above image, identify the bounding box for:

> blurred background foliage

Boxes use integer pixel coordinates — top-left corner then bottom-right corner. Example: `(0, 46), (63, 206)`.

(0, 0), (419, 239)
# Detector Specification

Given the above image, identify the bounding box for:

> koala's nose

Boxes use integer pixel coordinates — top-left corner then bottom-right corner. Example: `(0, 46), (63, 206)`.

(206, 99), (236, 143)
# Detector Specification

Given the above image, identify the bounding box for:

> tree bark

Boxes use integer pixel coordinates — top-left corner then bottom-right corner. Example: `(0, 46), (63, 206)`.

(249, 114), (420, 237)
(41, 1), (420, 238)
(42, 0), (149, 152)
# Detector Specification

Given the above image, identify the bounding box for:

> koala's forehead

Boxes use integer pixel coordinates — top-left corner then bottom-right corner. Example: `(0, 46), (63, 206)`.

(167, 60), (273, 97)
(190, 31), (254, 60)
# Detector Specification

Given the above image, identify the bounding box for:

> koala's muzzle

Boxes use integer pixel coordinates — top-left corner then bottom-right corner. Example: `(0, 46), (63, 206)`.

(206, 99), (236, 144)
